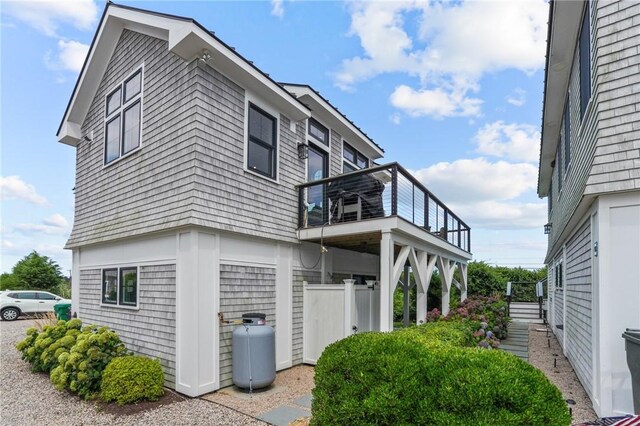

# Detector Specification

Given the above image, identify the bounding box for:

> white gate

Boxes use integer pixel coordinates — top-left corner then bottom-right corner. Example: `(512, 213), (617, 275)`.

(303, 280), (379, 364)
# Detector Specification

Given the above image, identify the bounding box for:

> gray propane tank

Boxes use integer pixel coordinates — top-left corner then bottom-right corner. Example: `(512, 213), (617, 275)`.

(232, 313), (276, 390)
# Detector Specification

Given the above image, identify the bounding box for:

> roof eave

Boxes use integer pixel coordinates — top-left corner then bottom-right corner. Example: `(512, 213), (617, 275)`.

(57, 3), (310, 146)
(281, 83), (385, 159)
(537, 0), (586, 196)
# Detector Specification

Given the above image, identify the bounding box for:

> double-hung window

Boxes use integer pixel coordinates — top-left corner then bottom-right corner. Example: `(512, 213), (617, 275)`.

(104, 67), (143, 165)
(247, 104), (277, 179)
(343, 142), (368, 173)
(102, 267), (138, 308)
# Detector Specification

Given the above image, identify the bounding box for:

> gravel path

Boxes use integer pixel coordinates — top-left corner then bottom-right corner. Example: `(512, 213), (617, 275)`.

(527, 323), (597, 424)
(0, 319), (266, 426)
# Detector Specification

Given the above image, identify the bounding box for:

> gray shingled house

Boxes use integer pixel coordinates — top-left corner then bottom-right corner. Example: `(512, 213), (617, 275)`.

(539, 0), (640, 417)
(57, 3), (472, 396)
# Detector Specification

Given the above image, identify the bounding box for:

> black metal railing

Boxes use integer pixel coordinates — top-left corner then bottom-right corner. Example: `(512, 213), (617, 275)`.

(297, 162), (471, 253)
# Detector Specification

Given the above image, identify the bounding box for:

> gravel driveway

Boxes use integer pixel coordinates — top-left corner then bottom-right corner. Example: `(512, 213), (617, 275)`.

(0, 319), (266, 425)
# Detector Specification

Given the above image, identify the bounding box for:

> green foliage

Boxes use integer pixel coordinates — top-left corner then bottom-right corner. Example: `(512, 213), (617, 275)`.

(467, 261), (547, 302)
(10, 251), (66, 292)
(312, 332), (571, 426)
(50, 325), (128, 399)
(15, 319), (83, 372)
(0, 272), (20, 290)
(399, 320), (478, 349)
(101, 356), (165, 405)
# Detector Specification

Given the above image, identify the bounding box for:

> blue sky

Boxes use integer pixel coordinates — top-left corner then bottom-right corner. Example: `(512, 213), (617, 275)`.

(1, 0), (550, 274)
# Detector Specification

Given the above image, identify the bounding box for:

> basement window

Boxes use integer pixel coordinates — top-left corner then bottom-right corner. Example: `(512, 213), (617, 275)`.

(102, 267), (138, 308)
(104, 67), (143, 165)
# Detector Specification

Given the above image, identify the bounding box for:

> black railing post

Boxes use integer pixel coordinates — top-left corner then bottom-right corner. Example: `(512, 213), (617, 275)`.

(391, 164), (398, 216)
(457, 222), (462, 248)
(467, 229), (471, 253)
(298, 186), (304, 228)
(443, 209), (449, 242)
(424, 194), (429, 231)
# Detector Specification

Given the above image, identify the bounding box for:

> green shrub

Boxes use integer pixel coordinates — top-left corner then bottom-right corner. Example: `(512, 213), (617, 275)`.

(50, 325), (128, 399)
(15, 319), (83, 372)
(101, 356), (165, 404)
(401, 320), (478, 348)
(312, 332), (571, 426)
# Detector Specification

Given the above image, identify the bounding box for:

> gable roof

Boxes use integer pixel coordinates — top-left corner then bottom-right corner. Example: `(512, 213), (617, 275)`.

(281, 83), (384, 159)
(57, 2), (310, 146)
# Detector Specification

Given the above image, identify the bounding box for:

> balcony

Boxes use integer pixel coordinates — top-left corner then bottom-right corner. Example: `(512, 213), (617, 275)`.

(297, 162), (471, 254)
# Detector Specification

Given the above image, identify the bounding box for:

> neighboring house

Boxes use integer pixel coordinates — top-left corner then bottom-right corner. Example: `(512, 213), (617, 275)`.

(538, 0), (640, 417)
(57, 3), (472, 397)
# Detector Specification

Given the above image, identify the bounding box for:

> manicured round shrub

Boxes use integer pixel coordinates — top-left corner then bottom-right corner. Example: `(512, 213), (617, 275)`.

(312, 332), (571, 426)
(50, 325), (128, 399)
(101, 356), (165, 405)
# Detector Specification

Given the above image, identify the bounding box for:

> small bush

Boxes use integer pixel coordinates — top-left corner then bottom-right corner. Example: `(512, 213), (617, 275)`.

(101, 356), (165, 405)
(15, 319), (83, 372)
(50, 325), (128, 399)
(312, 332), (571, 426)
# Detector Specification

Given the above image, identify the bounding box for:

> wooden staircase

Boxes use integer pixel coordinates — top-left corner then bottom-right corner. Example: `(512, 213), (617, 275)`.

(509, 302), (544, 324)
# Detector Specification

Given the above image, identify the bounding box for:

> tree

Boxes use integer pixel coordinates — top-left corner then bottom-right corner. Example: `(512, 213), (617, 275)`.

(11, 251), (65, 291)
(0, 273), (20, 291)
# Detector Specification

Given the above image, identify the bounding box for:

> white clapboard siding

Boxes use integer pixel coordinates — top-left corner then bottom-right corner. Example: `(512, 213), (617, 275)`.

(292, 269), (321, 365)
(218, 264), (276, 388)
(78, 265), (176, 387)
(565, 219), (593, 397)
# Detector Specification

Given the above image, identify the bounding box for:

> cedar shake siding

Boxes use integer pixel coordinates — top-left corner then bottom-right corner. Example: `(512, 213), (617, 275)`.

(218, 264), (276, 388)
(292, 269), (321, 365)
(78, 265), (176, 387)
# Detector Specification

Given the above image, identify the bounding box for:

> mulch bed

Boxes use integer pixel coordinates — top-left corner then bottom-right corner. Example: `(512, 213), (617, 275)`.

(95, 389), (187, 416)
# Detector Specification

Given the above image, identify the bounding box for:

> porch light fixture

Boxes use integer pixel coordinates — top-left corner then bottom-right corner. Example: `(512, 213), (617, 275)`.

(297, 143), (309, 159)
(544, 223), (552, 234)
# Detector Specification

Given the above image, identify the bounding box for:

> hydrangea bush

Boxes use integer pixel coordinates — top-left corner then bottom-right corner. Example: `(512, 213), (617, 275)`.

(50, 325), (128, 399)
(15, 319), (83, 373)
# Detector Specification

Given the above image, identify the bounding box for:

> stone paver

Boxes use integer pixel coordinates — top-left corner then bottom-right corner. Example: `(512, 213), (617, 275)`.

(258, 406), (310, 426)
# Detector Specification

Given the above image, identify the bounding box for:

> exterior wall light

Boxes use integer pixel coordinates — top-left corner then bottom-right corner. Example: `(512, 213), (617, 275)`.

(297, 143), (309, 159)
(544, 223), (552, 234)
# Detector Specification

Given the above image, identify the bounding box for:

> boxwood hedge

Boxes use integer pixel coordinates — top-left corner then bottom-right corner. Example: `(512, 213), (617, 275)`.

(312, 329), (570, 426)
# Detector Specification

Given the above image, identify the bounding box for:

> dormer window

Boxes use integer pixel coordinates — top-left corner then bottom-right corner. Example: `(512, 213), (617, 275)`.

(104, 67), (143, 165)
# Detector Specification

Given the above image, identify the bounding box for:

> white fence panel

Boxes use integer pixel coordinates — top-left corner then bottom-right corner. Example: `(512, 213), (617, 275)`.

(354, 285), (380, 332)
(303, 284), (346, 364)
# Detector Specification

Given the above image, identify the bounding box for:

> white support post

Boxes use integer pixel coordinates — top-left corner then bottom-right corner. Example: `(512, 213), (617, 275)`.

(392, 245), (411, 292)
(416, 253), (437, 324)
(379, 231), (394, 332)
(438, 256), (454, 316)
(458, 263), (468, 302)
(343, 279), (356, 336)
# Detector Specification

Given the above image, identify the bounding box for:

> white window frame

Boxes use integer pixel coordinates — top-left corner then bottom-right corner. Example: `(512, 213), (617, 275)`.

(243, 93), (280, 183)
(103, 64), (145, 167)
(100, 266), (140, 310)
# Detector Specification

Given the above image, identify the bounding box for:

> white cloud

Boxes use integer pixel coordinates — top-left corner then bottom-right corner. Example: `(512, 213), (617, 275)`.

(450, 201), (546, 230)
(43, 214), (69, 229)
(4, 0), (98, 37)
(506, 88), (526, 106)
(409, 158), (541, 229)
(15, 214), (70, 236)
(45, 39), (89, 73)
(390, 112), (402, 125)
(271, 0), (284, 18)
(1, 240), (15, 249)
(0, 176), (47, 205)
(390, 84), (482, 119)
(335, 0), (547, 118)
(474, 121), (540, 163)
(412, 158), (537, 203)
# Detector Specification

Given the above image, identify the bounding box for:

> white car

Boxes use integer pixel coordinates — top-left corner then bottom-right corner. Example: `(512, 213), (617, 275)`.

(0, 290), (71, 321)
